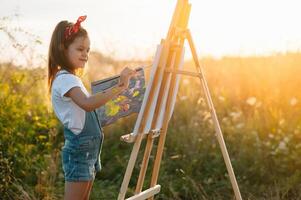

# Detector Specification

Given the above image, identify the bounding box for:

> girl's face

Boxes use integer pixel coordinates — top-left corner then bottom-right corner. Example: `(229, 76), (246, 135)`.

(66, 36), (90, 69)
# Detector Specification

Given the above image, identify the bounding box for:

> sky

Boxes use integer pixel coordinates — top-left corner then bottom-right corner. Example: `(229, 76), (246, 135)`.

(1, 0), (301, 65)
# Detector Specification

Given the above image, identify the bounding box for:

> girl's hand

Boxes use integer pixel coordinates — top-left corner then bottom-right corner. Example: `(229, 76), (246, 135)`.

(119, 67), (136, 89)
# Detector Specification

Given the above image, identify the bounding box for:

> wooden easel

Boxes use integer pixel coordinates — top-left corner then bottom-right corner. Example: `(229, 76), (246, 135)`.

(118, 0), (243, 199)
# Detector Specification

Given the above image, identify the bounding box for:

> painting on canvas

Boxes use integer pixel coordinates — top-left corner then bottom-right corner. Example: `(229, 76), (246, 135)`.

(91, 68), (146, 127)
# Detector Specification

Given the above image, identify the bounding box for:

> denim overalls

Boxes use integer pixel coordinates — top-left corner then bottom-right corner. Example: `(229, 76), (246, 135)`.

(56, 72), (104, 182)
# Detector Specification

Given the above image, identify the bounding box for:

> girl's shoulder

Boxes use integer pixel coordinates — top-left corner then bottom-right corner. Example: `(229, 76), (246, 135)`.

(56, 69), (76, 78)
(54, 70), (80, 82)
(52, 70), (87, 98)
(53, 70), (82, 89)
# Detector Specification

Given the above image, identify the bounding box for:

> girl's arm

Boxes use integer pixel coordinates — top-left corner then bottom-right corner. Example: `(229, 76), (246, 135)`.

(65, 83), (126, 112)
(65, 67), (136, 112)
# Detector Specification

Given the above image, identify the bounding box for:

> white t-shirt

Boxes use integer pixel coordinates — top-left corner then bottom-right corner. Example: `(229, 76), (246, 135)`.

(51, 70), (90, 135)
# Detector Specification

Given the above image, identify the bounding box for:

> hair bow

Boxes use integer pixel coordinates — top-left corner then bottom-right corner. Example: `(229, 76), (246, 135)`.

(64, 15), (87, 40)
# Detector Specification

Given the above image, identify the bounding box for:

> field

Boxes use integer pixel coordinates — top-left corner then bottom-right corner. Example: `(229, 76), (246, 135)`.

(1, 51), (301, 199)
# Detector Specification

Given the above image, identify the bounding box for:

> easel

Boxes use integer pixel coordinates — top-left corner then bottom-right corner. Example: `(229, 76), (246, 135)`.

(118, 0), (242, 199)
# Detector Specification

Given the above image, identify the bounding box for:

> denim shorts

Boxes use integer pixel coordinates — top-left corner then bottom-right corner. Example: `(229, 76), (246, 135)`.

(61, 135), (102, 182)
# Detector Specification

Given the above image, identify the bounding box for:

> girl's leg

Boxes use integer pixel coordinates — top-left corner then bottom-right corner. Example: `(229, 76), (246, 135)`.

(64, 181), (92, 200)
(84, 180), (94, 200)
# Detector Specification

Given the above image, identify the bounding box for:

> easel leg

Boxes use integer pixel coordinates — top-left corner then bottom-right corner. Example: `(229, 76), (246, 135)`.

(135, 133), (155, 193)
(118, 133), (144, 200)
(148, 125), (168, 200)
(186, 30), (242, 200)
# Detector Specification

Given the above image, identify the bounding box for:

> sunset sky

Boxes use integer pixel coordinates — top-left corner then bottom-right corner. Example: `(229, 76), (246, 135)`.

(1, 0), (301, 64)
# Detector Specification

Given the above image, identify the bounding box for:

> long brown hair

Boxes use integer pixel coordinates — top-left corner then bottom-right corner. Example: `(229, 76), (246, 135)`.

(48, 20), (88, 93)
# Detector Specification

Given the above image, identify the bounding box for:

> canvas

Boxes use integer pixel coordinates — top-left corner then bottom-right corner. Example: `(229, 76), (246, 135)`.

(91, 68), (146, 127)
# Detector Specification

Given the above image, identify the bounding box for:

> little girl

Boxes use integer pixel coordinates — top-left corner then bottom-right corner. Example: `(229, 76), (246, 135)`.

(48, 16), (136, 200)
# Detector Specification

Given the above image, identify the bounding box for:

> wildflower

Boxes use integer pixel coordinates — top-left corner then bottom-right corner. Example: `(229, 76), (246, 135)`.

(290, 97), (298, 106)
(278, 141), (287, 151)
(246, 97), (257, 106)
(197, 97), (204, 105)
(218, 96), (225, 102)
(229, 111), (242, 121)
(170, 155), (180, 159)
(236, 123), (245, 129)
(279, 119), (285, 126)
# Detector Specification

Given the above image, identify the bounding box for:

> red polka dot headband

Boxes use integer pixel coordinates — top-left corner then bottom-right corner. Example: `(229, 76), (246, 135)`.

(64, 15), (87, 40)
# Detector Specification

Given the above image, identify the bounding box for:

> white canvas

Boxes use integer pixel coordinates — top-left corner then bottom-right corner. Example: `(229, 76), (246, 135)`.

(169, 47), (185, 119)
(155, 47), (185, 129)
(132, 45), (163, 136)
